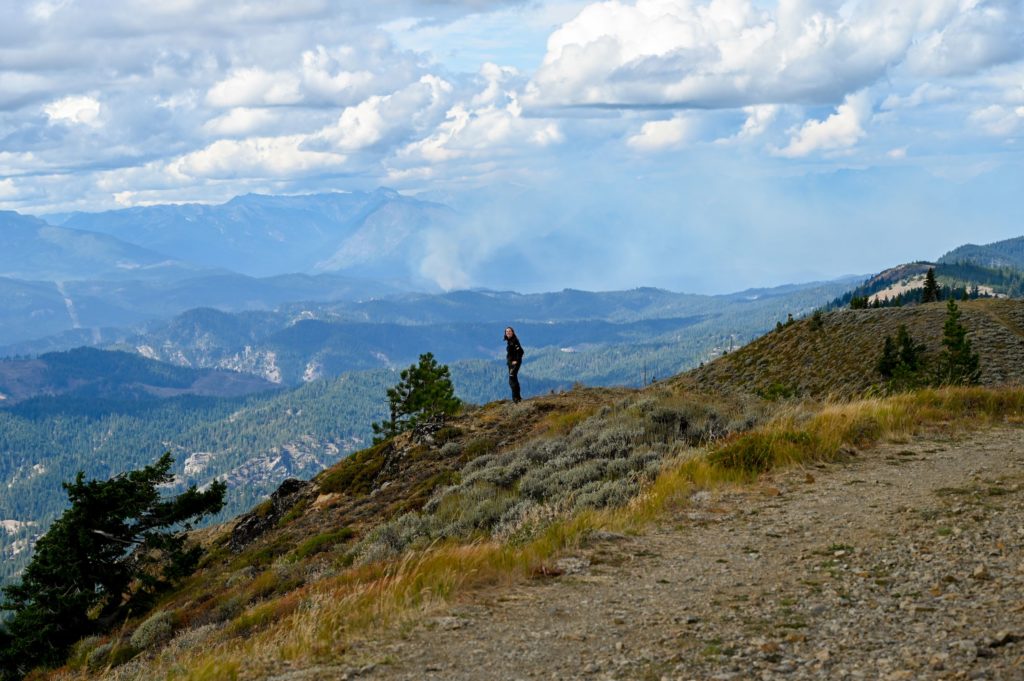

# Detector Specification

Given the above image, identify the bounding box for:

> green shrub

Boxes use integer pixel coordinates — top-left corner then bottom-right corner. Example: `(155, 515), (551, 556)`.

(107, 642), (138, 668)
(67, 636), (104, 670)
(86, 642), (113, 671)
(130, 610), (175, 651)
(461, 436), (497, 460)
(317, 441), (391, 495)
(293, 528), (354, 560)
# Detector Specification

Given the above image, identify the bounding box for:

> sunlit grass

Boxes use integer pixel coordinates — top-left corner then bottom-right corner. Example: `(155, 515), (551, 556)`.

(73, 386), (1024, 680)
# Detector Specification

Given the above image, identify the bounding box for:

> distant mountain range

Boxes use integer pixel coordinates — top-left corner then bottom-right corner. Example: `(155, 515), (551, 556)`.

(53, 188), (454, 280)
(1, 282), (853, 386)
(0, 211), (199, 282)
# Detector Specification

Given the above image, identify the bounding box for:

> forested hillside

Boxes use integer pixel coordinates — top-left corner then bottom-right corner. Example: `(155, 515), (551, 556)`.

(0, 356), (567, 586)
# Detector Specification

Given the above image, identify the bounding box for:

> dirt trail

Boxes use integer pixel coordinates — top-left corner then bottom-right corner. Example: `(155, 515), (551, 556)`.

(285, 428), (1024, 681)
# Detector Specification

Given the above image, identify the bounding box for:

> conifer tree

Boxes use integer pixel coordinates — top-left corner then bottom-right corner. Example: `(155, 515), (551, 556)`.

(877, 325), (926, 389)
(877, 334), (899, 378)
(372, 352), (460, 442)
(934, 299), (981, 385)
(921, 267), (940, 303)
(0, 454), (224, 679)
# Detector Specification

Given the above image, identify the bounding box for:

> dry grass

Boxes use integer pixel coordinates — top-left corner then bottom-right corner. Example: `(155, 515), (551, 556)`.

(60, 386), (1024, 681)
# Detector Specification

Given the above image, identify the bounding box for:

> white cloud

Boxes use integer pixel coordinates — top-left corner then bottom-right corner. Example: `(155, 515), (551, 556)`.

(527, 0), (1022, 109)
(313, 75), (454, 152)
(395, 64), (563, 167)
(881, 83), (957, 110)
(715, 103), (779, 144)
(776, 91), (872, 158)
(206, 68), (303, 108)
(43, 95), (102, 126)
(29, 0), (71, 22)
(903, 0), (1024, 78)
(0, 151), (40, 175)
(167, 136), (346, 179)
(203, 108), (281, 136)
(627, 114), (695, 151)
(0, 179), (17, 199)
(969, 105), (1023, 136)
(299, 45), (378, 103)
(888, 147), (908, 160)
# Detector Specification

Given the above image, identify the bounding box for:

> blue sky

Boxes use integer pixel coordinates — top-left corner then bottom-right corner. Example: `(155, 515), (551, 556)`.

(0, 0), (1022, 292)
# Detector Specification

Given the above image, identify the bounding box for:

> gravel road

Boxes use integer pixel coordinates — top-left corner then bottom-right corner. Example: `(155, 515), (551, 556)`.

(283, 427), (1024, 681)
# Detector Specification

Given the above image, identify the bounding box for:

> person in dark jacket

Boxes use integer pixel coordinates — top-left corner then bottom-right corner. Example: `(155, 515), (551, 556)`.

(504, 326), (524, 403)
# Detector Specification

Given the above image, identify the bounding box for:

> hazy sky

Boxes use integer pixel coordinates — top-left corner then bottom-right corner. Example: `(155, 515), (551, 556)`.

(1, 0), (1022, 292)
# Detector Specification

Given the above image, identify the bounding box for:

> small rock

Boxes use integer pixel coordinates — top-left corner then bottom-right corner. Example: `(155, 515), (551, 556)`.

(990, 631), (1019, 648)
(816, 649), (831, 663)
(434, 616), (468, 631)
(971, 564), (990, 580)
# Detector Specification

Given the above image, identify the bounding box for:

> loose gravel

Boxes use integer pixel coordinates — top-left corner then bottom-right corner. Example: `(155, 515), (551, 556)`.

(296, 427), (1024, 681)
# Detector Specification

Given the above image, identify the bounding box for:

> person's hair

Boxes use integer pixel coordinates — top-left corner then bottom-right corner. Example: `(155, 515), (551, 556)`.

(504, 326), (517, 339)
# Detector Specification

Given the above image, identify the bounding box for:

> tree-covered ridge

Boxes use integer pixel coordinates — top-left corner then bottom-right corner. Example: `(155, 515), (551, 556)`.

(826, 262), (1024, 310)
(0, 347), (275, 404)
(939, 236), (1024, 271)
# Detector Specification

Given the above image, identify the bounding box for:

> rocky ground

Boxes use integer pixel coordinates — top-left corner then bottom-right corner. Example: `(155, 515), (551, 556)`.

(273, 427), (1024, 681)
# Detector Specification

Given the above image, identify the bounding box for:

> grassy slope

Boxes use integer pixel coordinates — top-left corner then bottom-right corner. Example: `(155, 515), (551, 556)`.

(686, 298), (1024, 399)
(42, 300), (1024, 680)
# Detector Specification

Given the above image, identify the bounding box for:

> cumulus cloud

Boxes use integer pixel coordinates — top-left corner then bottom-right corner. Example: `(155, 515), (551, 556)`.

(969, 104), (1024, 136)
(312, 75), (454, 151)
(775, 90), (872, 158)
(626, 114), (696, 151)
(43, 95), (102, 126)
(167, 136), (347, 179)
(394, 63), (563, 168)
(714, 104), (780, 144)
(526, 0), (1024, 109)
(903, 0), (1024, 77)
(203, 108), (281, 136)
(881, 83), (957, 110)
(206, 68), (303, 107)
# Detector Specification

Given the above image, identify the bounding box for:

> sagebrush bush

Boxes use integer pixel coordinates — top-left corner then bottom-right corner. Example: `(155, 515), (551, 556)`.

(130, 610), (175, 651)
(67, 636), (103, 670)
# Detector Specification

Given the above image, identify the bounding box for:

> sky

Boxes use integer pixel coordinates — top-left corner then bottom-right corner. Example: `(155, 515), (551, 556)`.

(0, 0), (1023, 293)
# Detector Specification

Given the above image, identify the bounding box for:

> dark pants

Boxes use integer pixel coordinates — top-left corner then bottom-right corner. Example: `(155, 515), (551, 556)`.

(508, 363), (521, 402)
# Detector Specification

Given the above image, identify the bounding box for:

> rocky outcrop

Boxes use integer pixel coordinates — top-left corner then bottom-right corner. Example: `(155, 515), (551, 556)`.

(228, 478), (311, 553)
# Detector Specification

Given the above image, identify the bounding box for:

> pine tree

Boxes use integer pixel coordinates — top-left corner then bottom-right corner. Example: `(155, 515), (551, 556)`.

(896, 325), (926, 374)
(0, 454), (224, 679)
(935, 299), (981, 385)
(372, 352), (460, 442)
(877, 334), (899, 378)
(877, 325), (926, 390)
(921, 267), (940, 303)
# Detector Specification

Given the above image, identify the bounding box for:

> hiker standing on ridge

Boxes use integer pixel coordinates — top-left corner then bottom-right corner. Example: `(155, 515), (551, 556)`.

(504, 326), (524, 403)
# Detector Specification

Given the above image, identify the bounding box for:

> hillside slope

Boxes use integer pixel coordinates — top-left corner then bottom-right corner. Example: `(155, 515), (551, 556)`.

(0, 347), (274, 404)
(16, 304), (1024, 679)
(0, 211), (195, 282)
(940, 235), (1024, 269)
(687, 299), (1024, 399)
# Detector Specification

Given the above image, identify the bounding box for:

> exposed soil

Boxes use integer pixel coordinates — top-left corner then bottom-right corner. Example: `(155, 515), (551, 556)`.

(299, 426), (1024, 681)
